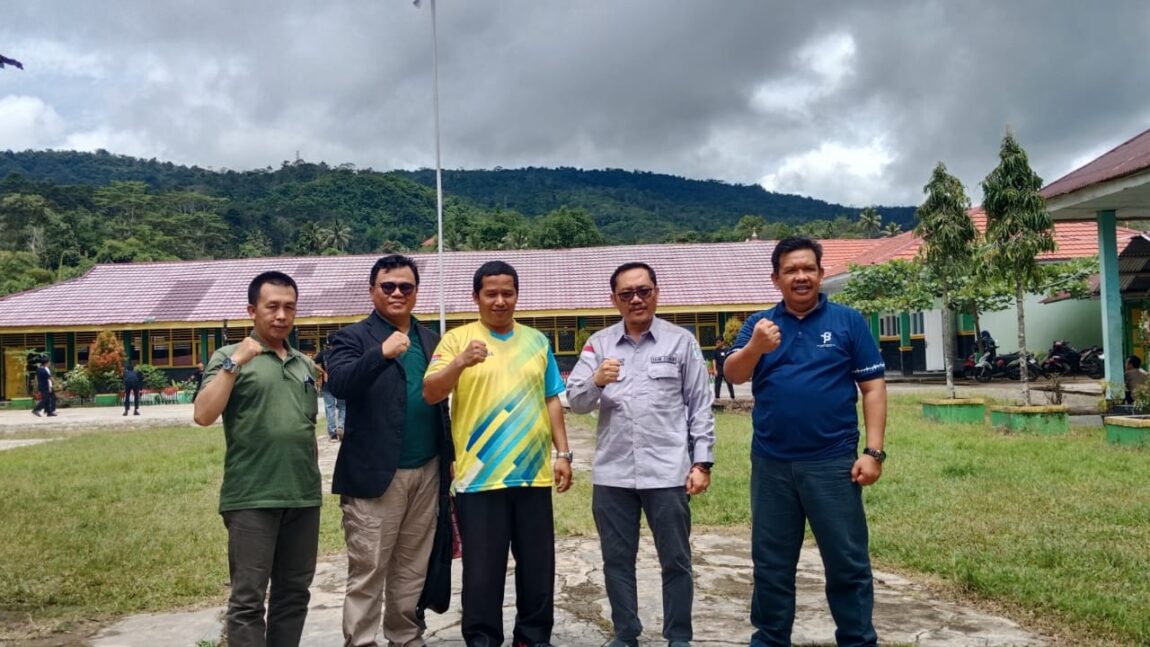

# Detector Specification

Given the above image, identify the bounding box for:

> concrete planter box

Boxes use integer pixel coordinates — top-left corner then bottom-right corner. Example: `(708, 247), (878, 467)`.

(94, 393), (120, 407)
(989, 405), (1070, 435)
(922, 398), (986, 424)
(1102, 415), (1150, 448)
(176, 390), (195, 404)
(9, 397), (35, 410)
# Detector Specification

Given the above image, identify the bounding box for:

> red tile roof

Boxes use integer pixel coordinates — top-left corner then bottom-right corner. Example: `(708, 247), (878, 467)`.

(819, 239), (888, 277)
(0, 241), (782, 328)
(1042, 128), (1150, 199)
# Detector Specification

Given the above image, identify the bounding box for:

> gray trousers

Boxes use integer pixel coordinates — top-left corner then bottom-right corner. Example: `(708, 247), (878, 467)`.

(221, 506), (321, 647)
(592, 485), (693, 643)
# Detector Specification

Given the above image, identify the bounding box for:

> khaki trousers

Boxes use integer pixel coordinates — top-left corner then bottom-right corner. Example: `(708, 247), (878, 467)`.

(341, 457), (440, 647)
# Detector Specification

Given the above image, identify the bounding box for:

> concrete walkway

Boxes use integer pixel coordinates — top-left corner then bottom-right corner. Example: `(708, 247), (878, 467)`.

(0, 390), (1053, 646)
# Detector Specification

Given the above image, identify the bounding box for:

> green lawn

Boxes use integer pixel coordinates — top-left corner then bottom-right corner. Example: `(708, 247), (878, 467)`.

(2, 398), (1149, 643)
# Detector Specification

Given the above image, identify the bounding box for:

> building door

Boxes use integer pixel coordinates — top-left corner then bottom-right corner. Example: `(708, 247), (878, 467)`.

(4, 349), (30, 400)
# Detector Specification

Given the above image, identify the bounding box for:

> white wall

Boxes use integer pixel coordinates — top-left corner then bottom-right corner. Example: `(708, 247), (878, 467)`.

(978, 295), (1101, 357)
(924, 309), (944, 371)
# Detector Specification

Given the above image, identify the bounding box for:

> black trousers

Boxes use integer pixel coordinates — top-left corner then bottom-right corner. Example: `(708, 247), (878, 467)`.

(221, 507), (320, 647)
(714, 371), (735, 399)
(33, 391), (56, 414)
(456, 487), (554, 647)
(124, 386), (141, 412)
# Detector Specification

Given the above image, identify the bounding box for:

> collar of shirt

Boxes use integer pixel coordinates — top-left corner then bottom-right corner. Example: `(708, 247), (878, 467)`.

(609, 317), (664, 349)
(371, 310), (417, 335)
(777, 293), (828, 320)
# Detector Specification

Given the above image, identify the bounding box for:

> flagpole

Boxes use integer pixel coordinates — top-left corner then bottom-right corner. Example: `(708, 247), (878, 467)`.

(429, 0), (446, 335)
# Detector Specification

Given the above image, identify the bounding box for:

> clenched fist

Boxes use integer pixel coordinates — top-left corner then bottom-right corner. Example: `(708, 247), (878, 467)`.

(594, 358), (623, 387)
(381, 331), (410, 359)
(232, 337), (264, 366)
(455, 339), (489, 369)
(749, 318), (782, 354)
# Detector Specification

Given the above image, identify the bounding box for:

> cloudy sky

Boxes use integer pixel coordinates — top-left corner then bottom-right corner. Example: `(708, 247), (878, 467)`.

(2, 1), (1148, 207)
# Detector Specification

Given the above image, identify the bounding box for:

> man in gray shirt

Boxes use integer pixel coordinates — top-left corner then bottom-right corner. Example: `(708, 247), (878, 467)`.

(567, 262), (715, 647)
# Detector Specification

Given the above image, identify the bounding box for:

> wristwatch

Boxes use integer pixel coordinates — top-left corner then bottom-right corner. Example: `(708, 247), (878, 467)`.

(555, 450), (574, 461)
(863, 447), (887, 463)
(221, 356), (240, 374)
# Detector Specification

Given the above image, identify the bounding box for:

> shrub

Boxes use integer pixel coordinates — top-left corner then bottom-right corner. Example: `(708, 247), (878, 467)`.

(135, 364), (168, 390)
(722, 317), (743, 344)
(62, 366), (95, 400)
(87, 331), (124, 380)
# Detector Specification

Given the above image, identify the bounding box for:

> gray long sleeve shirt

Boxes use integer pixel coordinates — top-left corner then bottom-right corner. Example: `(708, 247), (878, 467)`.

(566, 317), (715, 489)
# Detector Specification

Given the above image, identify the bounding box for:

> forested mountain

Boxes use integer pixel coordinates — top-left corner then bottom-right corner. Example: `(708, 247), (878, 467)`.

(0, 149), (916, 296)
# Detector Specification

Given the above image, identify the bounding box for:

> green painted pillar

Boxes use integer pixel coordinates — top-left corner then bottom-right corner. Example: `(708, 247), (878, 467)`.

(66, 333), (75, 370)
(215, 328), (224, 349)
(1098, 211), (1123, 396)
(141, 331), (150, 364)
(868, 313), (880, 346)
(45, 333), (55, 364)
(289, 329), (299, 348)
(199, 330), (211, 364)
(122, 331), (133, 361)
(899, 311), (914, 376)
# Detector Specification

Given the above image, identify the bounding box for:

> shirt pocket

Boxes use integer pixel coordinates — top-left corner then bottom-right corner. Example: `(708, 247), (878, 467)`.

(645, 363), (681, 399)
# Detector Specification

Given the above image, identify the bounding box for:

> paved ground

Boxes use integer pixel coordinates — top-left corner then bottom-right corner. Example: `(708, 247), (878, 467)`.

(1, 377), (1093, 646)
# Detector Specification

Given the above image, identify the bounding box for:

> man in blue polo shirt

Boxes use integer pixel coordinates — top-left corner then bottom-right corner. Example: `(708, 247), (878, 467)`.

(725, 236), (886, 647)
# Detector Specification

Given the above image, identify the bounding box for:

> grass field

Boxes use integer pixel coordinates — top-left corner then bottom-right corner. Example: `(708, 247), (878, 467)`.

(2, 396), (1149, 643)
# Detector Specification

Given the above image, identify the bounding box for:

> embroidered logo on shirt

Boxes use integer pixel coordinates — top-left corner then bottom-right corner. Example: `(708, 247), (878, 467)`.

(817, 331), (837, 348)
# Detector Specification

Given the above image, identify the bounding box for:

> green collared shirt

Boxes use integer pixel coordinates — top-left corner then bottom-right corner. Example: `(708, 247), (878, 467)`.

(204, 334), (322, 513)
(377, 314), (440, 468)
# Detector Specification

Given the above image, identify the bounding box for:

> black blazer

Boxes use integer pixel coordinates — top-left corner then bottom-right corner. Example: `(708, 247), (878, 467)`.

(326, 311), (453, 498)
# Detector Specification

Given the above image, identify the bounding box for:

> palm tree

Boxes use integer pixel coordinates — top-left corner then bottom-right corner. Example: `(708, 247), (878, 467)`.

(882, 222), (903, 237)
(858, 207), (882, 238)
(318, 219), (352, 253)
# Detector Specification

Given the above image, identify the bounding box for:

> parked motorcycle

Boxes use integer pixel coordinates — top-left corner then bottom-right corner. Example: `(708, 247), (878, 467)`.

(974, 349), (1032, 382)
(1041, 340), (1104, 379)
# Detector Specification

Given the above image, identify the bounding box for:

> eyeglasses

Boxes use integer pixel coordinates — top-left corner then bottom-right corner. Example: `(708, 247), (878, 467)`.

(615, 286), (655, 302)
(377, 281), (417, 296)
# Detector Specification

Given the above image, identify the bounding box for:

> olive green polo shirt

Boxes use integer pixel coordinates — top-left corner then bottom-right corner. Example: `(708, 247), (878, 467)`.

(204, 335), (322, 513)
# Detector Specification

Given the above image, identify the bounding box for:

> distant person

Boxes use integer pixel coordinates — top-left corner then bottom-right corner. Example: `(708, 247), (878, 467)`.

(712, 337), (735, 400)
(193, 271), (322, 647)
(566, 262), (715, 647)
(424, 260), (573, 647)
(312, 348), (346, 441)
(1124, 355), (1147, 405)
(325, 254), (455, 647)
(191, 362), (205, 402)
(123, 362), (143, 416)
(31, 357), (57, 417)
(725, 236), (887, 647)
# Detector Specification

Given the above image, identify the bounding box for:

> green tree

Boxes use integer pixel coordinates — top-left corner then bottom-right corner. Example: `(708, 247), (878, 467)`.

(981, 131), (1056, 404)
(87, 330), (125, 393)
(857, 206), (882, 238)
(317, 219), (352, 254)
(238, 230), (273, 258)
(915, 163), (976, 398)
(881, 222), (902, 237)
(529, 206), (604, 249)
(0, 250), (54, 296)
(734, 215), (767, 240)
(832, 260), (935, 317)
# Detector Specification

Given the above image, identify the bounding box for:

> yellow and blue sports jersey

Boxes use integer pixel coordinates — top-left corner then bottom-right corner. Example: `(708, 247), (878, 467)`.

(425, 321), (565, 493)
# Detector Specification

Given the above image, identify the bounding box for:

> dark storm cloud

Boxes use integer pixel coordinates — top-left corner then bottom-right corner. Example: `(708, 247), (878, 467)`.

(1, 1), (1148, 205)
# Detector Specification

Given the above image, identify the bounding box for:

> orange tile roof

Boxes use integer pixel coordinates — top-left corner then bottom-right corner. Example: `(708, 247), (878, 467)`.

(826, 208), (1140, 275)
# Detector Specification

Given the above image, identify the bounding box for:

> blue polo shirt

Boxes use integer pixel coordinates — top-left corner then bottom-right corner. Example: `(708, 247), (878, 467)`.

(732, 294), (884, 461)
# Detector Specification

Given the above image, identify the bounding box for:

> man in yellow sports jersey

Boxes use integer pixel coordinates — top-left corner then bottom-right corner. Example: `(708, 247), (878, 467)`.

(424, 260), (573, 647)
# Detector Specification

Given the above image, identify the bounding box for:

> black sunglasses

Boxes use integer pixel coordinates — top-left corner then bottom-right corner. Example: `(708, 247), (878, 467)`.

(377, 281), (417, 296)
(616, 286), (655, 302)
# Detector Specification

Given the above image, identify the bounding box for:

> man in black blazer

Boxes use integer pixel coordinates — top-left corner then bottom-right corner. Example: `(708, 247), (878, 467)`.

(326, 254), (454, 647)
(31, 357), (57, 417)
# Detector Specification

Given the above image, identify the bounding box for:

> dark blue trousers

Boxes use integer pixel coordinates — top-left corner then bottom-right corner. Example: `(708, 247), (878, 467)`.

(749, 453), (876, 647)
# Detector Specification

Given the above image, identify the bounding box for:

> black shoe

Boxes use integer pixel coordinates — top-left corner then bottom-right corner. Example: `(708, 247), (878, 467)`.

(602, 640), (639, 647)
(46, 413), (58, 417)
(123, 411), (128, 416)
(32, 410), (41, 417)
(134, 411), (140, 415)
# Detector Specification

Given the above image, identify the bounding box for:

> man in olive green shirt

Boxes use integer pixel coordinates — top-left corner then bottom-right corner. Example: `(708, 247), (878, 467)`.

(194, 271), (322, 647)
